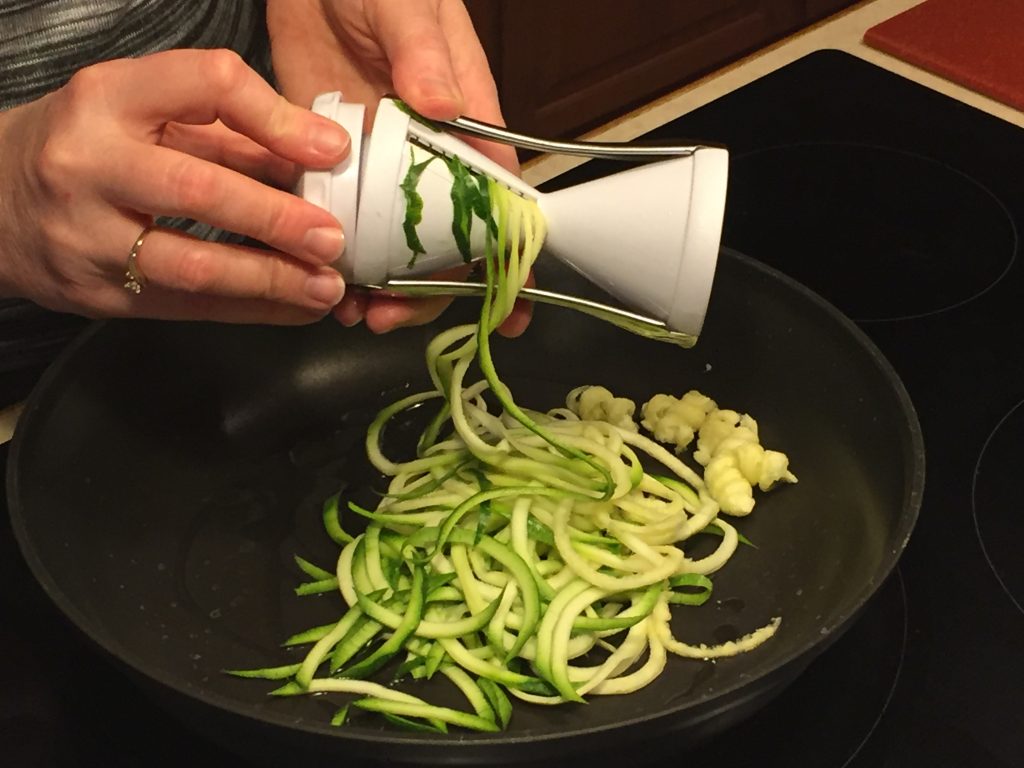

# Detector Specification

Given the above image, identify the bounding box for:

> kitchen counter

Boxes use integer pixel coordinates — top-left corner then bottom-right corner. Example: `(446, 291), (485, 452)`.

(1, 0), (1020, 448)
(523, 0), (1024, 188)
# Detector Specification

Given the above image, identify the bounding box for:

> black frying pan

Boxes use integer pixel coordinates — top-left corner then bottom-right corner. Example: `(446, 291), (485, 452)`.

(7, 249), (923, 766)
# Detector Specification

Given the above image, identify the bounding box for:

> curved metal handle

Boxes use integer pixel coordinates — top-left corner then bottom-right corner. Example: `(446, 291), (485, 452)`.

(437, 115), (715, 160)
(356, 280), (698, 348)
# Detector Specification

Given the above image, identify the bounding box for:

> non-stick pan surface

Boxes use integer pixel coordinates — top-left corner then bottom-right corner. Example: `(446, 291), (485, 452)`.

(8, 249), (923, 766)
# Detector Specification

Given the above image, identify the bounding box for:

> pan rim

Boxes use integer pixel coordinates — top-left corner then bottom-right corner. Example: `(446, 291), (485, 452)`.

(6, 247), (925, 754)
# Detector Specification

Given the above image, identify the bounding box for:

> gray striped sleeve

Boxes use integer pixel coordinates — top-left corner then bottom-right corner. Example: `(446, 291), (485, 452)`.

(0, 0), (273, 110)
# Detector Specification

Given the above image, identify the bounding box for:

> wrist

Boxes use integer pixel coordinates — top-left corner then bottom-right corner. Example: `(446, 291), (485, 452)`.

(0, 102), (44, 301)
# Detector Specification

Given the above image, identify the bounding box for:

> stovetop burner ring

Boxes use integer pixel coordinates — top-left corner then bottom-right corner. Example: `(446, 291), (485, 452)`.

(972, 398), (1024, 617)
(725, 140), (1019, 323)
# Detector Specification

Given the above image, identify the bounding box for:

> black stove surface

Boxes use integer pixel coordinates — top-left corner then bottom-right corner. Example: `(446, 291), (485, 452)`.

(651, 49), (1024, 767)
(3, 50), (1023, 767)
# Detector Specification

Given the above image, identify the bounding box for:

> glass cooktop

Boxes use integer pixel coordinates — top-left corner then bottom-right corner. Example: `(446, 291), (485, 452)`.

(3, 50), (1023, 767)
(642, 49), (1024, 767)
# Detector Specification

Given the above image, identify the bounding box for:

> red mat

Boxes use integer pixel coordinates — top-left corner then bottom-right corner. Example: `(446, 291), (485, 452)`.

(864, 0), (1024, 112)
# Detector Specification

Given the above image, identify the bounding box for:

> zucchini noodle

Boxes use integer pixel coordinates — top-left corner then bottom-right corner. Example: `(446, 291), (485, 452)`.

(229, 166), (782, 733)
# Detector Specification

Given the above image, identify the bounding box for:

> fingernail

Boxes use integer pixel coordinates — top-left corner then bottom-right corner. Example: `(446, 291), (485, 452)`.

(334, 294), (367, 327)
(339, 305), (364, 327)
(423, 77), (462, 105)
(310, 122), (349, 158)
(303, 226), (345, 264)
(499, 312), (531, 338)
(305, 272), (345, 306)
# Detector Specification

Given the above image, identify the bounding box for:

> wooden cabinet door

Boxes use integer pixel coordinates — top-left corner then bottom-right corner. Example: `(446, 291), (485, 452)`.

(804, 0), (858, 18)
(467, 0), (807, 138)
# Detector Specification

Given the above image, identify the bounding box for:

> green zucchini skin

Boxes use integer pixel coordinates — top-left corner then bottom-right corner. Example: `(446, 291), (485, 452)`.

(227, 161), (779, 733)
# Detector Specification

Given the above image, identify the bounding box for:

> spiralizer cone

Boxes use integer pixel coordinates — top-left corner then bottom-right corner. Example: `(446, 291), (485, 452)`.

(299, 94), (728, 337)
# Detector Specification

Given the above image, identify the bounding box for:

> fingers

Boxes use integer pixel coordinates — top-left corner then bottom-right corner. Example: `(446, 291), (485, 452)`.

(334, 265), (536, 337)
(496, 270), (535, 338)
(333, 291), (370, 327)
(103, 143), (345, 266)
(121, 290), (331, 325)
(64, 223), (342, 325)
(438, 0), (499, 121)
(82, 52), (352, 268)
(136, 227), (345, 309)
(435, 0), (519, 173)
(344, 262), (472, 333)
(104, 49), (350, 168)
(160, 121), (300, 190)
(10, 49), (357, 325)
(351, 285), (533, 336)
(426, 0), (518, 172)
(377, 0), (518, 172)
(362, 293), (455, 334)
(120, 225), (345, 314)
(371, 1), (464, 119)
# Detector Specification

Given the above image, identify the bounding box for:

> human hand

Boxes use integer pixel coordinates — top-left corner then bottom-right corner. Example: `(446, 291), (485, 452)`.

(267, 0), (533, 337)
(0, 49), (353, 324)
(268, 0), (516, 171)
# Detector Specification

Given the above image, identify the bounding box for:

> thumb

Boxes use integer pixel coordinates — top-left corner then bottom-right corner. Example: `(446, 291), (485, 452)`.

(371, 1), (465, 119)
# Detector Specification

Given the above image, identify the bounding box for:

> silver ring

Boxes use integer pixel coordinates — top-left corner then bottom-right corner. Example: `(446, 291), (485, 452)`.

(123, 225), (153, 295)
